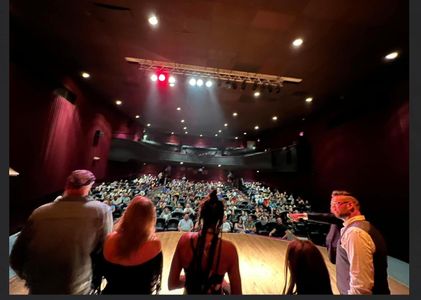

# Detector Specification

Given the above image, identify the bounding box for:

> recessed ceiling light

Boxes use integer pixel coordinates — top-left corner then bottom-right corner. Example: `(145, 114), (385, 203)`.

(171, 132), (174, 135)
(135, 115), (140, 119)
(218, 129), (222, 133)
(197, 79), (204, 87)
(385, 51), (399, 60)
(115, 100), (122, 105)
(243, 132), (247, 135)
(256, 170), (260, 173)
(189, 78), (196, 86)
(183, 126), (187, 130)
(233, 112), (238, 117)
(168, 76), (176, 84)
(147, 123), (151, 127)
(169, 83), (175, 87)
(235, 136), (238, 140)
(177, 107), (181, 111)
(299, 131), (304, 136)
(185, 131), (188, 134)
(200, 134), (203, 137)
(224, 123), (228, 127)
(215, 134), (218, 137)
(305, 97), (313, 103)
(148, 15), (158, 26)
(292, 38), (303, 47)
(254, 125), (259, 130)
(81, 72), (90, 78)
(218, 164), (221, 167)
(257, 139), (260, 142)
(150, 74), (158, 81)
(254, 91), (260, 97)
(180, 161), (184, 165)
(272, 116), (278, 121)
(205, 80), (213, 87)
(181, 119), (185, 123)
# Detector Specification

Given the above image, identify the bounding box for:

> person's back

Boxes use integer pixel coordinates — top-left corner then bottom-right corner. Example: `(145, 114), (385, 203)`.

(10, 170), (113, 294)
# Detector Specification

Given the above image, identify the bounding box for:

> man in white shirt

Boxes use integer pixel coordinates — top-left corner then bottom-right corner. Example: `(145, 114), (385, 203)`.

(330, 191), (390, 295)
(178, 213), (193, 232)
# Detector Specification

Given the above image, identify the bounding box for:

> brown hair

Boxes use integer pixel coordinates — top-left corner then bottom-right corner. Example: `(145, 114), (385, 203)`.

(113, 196), (156, 258)
(283, 239), (332, 294)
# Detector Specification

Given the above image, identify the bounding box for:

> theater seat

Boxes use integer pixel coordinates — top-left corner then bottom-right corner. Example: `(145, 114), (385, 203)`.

(171, 211), (184, 220)
(167, 218), (179, 231)
(156, 217), (166, 232)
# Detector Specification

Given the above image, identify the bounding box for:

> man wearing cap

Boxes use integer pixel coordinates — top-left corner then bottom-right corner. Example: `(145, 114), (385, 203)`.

(330, 191), (390, 294)
(10, 170), (113, 294)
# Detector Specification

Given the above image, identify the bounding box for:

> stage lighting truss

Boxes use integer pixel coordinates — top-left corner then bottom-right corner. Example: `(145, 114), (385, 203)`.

(125, 57), (302, 89)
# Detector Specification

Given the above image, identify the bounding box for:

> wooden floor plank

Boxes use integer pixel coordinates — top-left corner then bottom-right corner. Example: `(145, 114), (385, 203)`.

(9, 232), (409, 295)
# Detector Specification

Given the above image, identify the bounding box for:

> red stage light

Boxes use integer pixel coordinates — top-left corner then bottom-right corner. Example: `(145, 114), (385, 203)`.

(158, 74), (166, 81)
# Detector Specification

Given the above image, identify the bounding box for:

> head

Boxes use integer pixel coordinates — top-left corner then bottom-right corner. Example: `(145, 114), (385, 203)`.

(330, 190), (360, 220)
(64, 169), (96, 196)
(283, 240), (332, 294)
(198, 189), (225, 233)
(276, 217), (283, 225)
(183, 213), (190, 220)
(114, 196), (156, 257)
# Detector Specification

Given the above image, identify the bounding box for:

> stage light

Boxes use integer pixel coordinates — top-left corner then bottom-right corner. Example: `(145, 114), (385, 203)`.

(385, 51), (399, 60)
(224, 123), (228, 127)
(254, 125), (259, 130)
(148, 15), (158, 26)
(205, 80), (213, 87)
(218, 164), (221, 167)
(218, 129), (222, 133)
(305, 97), (313, 103)
(272, 116), (278, 121)
(292, 38), (303, 47)
(158, 74), (166, 81)
(189, 78), (197, 86)
(168, 76), (176, 84)
(169, 83), (175, 87)
(135, 115), (140, 119)
(81, 72), (90, 79)
(200, 134), (203, 137)
(177, 107), (181, 111)
(150, 74), (158, 81)
(235, 136), (238, 140)
(197, 79), (204, 87)
(115, 100), (122, 105)
(254, 91), (260, 97)
(183, 126), (187, 130)
(233, 112), (238, 117)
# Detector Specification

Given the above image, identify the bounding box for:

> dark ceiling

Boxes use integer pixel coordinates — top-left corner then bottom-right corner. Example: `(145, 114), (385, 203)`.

(10, 0), (408, 139)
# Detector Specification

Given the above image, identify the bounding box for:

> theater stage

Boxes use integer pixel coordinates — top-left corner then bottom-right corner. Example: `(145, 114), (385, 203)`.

(9, 232), (409, 295)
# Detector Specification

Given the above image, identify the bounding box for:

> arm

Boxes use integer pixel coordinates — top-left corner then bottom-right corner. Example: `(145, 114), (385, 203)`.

(168, 235), (187, 290)
(178, 220), (182, 231)
(227, 244), (242, 294)
(343, 228), (375, 294)
(268, 228), (276, 236)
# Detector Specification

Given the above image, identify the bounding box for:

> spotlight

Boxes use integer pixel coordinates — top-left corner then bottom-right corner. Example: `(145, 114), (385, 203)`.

(205, 80), (213, 87)
(81, 72), (90, 79)
(158, 74), (166, 81)
(189, 78), (197, 86)
(254, 91), (260, 97)
(241, 80), (247, 90)
(169, 83), (175, 87)
(168, 76), (176, 84)
(197, 79), (204, 87)
(150, 74), (158, 81)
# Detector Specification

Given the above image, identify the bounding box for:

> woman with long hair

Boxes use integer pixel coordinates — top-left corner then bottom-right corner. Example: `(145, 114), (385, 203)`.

(283, 239), (332, 294)
(168, 189), (242, 294)
(100, 196), (163, 294)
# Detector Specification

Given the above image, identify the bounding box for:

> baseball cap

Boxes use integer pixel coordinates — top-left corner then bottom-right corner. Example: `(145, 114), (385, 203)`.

(66, 169), (96, 189)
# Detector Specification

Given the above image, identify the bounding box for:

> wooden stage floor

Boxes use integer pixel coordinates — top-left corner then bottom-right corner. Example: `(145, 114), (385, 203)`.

(9, 232), (409, 295)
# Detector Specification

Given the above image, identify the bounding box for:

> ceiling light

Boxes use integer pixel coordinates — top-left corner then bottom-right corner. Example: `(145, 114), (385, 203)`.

(180, 162), (184, 165)
(158, 74), (166, 81)
(200, 134), (203, 137)
(292, 38), (303, 47)
(177, 107), (181, 111)
(148, 16), (158, 26)
(254, 91), (260, 97)
(235, 137), (238, 140)
(254, 125), (259, 130)
(169, 83), (175, 87)
(299, 131), (304, 136)
(256, 170), (260, 173)
(181, 119), (185, 123)
(135, 115), (140, 119)
(224, 123), (228, 127)
(115, 100), (122, 105)
(305, 97), (313, 103)
(218, 164), (221, 167)
(150, 74), (158, 81)
(215, 134), (218, 137)
(147, 123), (151, 127)
(185, 131), (188, 134)
(81, 72), (90, 78)
(257, 139), (260, 142)
(233, 112), (238, 117)
(197, 79), (204, 87)
(205, 80), (213, 87)
(218, 129), (222, 133)
(183, 126), (187, 130)
(385, 51), (399, 60)
(272, 116), (278, 121)
(243, 132), (247, 135)
(189, 78), (196, 86)
(168, 76), (176, 84)
(171, 132), (174, 135)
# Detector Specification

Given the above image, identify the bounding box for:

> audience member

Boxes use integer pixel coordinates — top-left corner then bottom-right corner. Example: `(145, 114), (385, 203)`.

(178, 213), (194, 232)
